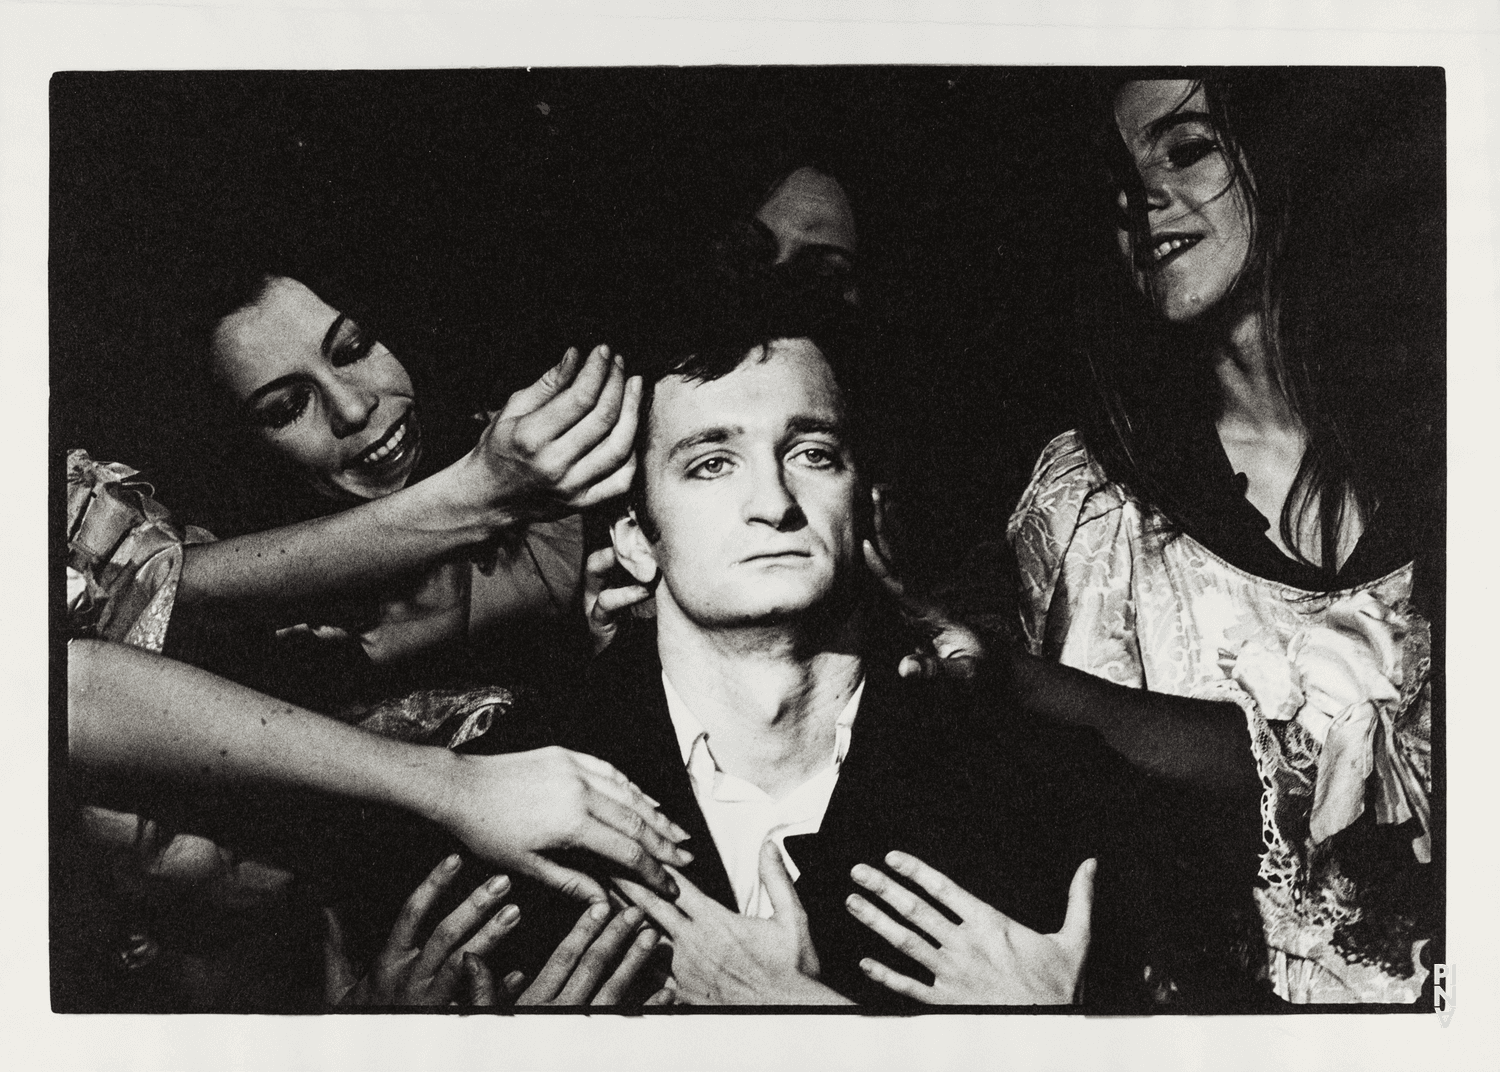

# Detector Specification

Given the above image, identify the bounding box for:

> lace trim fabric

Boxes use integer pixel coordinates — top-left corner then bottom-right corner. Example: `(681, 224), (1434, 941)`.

(1007, 430), (1432, 1004)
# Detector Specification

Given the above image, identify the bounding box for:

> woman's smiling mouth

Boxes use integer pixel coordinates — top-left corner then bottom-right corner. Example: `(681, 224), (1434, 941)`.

(353, 411), (417, 470)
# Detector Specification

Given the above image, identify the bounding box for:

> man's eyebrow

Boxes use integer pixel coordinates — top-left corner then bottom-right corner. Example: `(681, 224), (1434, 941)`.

(320, 313), (349, 359)
(784, 415), (845, 439)
(666, 426), (741, 462)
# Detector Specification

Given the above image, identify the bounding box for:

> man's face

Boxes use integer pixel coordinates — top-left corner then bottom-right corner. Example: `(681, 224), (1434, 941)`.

(617, 338), (859, 630)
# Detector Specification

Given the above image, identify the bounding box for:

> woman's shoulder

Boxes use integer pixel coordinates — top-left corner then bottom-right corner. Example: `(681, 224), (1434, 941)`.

(1008, 429), (1127, 533)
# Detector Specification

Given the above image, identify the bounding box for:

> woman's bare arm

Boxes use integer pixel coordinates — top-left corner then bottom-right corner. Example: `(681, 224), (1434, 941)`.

(178, 345), (639, 625)
(67, 639), (691, 903)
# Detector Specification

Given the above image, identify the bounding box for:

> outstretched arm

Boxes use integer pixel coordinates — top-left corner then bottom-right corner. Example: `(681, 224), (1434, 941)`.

(68, 639), (691, 903)
(178, 344), (639, 625)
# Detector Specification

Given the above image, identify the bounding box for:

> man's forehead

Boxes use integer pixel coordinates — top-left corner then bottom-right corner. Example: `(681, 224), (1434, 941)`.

(648, 338), (843, 449)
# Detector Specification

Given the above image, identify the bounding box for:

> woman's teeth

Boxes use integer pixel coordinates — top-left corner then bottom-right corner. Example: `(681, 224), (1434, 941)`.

(1152, 236), (1198, 262)
(361, 419), (407, 466)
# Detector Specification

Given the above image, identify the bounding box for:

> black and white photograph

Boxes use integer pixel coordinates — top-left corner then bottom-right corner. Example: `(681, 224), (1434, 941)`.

(10, 2), (1499, 1069)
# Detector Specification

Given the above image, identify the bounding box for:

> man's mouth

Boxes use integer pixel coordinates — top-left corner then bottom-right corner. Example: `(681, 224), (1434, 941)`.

(353, 411), (415, 470)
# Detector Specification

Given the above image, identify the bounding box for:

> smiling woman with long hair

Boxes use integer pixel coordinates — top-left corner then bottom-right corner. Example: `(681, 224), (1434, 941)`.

(1002, 72), (1441, 1005)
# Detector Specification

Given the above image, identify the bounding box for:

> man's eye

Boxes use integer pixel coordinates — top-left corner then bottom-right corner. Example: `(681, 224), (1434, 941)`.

(252, 386), (312, 430)
(1166, 138), (1219, 169)
(688, 456), (731, 479)
(794, 446), (840, 469)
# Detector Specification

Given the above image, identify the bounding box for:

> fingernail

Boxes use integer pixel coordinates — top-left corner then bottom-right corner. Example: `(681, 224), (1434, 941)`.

(885, 851), (911, 872)
(665, 876), (680, 899)
(675, 848), (695, 865)
(637, 929), (659, 948)
(845, 894), (864, 913)
(486, 875), (510, 894)
(669, 822), (690, 841)
(850, 863), (872, 882)
(499, 903), (521, 923)
(622, 905), (643, 924)
(443, 854), (461, 872)
(591, 901), (611, 921)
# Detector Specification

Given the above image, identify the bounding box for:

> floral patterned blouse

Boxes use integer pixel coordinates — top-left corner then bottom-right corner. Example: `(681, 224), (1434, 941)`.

(1007, 430), (1432, 1004)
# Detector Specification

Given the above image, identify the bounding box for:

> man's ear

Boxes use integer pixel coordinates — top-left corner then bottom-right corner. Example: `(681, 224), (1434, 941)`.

(610, 508), (659, 587)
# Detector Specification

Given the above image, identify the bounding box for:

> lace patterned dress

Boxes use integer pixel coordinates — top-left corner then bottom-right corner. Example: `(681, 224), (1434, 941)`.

(1007, 431), (1432, 1004)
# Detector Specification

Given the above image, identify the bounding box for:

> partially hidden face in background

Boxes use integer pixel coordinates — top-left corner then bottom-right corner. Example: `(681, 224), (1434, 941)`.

(1112, 80), (1255, 324)
(211, 276), (421, 501)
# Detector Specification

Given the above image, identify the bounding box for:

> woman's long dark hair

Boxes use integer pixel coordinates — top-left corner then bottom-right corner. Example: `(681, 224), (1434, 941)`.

(1077, 71), (1443, 588)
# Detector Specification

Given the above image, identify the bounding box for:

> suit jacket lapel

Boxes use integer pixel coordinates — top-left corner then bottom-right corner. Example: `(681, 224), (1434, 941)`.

(561, 633), (739, 911)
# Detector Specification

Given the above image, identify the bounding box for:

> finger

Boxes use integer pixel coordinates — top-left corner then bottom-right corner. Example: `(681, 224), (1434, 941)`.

(518, 901), (612, 1005)
(613, 876), (687, 938)
(545, 350), (628, 468)
(572, 755), (691, 842)
(390, 854), (462, 952)
(758, 840), (807, 927)
(851, 861), (957, 939)
(858, 956), (936, 1003)
(584, 546), (618, 588)
(413, 873), (512, 980)
(884, 850), (989, 921)
(591, 926), (661, 1006)
(570, 813), (680, 898)
(321, 907), (359, 1006)
(661, 865), (717, 919)
(428, 897), (523, 998)
(1059, 858), (1097, 952)
(464, 952), (497, 1006)
(568, 451), (638, 511)
(869, 484), (900, 567)
(495, 347), (583, 421)
(587, 790), (694, 867)
(591, 584), (653, 623)
(862, 538), (906, 599)
(556, 905), (644, 1004)
(516, 344), (615, 447)
(643, 983), (676, 1006)
(527, 856), (608, 905)
(556, 375), (642, 503)
(897, 653), (939, 680)
(502, 970), (528, 997)
(845, 893), (942, 973)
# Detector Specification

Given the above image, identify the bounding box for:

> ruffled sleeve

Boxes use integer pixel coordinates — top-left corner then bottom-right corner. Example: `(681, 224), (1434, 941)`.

(66, 450), (215, 653)
(1005, 430), (1141, 687)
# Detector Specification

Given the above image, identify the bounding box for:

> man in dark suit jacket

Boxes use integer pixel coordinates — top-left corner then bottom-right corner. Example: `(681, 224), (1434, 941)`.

(519, 307), (1149, 1007)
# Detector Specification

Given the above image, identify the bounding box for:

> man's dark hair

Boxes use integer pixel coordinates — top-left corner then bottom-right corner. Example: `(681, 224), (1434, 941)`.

(626, 283), (868, 543)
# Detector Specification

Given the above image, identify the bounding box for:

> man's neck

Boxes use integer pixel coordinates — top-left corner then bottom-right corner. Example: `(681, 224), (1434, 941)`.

(656, 606), (865, 800)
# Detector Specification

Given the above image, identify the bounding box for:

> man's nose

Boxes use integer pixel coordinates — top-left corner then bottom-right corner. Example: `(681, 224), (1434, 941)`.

(745, 460), (805, 531)
(326, 375), (380, 438)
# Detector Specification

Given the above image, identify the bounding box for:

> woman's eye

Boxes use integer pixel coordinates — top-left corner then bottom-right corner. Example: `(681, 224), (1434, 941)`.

(1166, 137), (1219, 169)
(331, 322), (377, 367)
(252, 386), (312, 430)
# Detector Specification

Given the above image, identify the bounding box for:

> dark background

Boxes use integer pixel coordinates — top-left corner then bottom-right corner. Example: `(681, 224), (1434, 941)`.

(51, 67), (1444, 578)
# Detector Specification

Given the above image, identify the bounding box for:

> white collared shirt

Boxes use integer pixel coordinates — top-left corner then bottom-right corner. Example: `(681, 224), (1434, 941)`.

(662, 671), (864, 919)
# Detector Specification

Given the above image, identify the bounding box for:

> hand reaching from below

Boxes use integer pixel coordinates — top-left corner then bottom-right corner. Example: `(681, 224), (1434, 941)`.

(510, 902), (670, 1006)
(863, 485), (984, 681)
(618, 841), (849, 1005)
(846, 851), (1094, 1004)
(462, 344), (642, 527)
(437, 747), (693, 905)
(323, 854), (520, 1006)
(583, 546), (653, 656)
